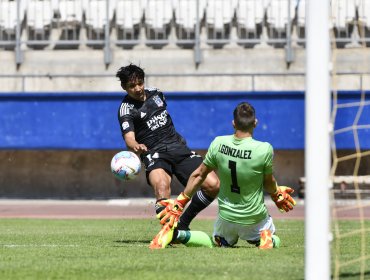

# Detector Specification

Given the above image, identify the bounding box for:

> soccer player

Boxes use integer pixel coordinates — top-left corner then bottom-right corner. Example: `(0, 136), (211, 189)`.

(115, 64), (220, 235)
(156, 102), (296, 249)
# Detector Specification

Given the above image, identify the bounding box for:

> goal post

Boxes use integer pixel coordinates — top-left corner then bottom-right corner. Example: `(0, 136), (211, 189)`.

(305, 0), (331, 279)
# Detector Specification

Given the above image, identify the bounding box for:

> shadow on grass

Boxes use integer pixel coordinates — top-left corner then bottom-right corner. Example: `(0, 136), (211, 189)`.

(114, 239), (151, 245)
(336, 270), (370, 279)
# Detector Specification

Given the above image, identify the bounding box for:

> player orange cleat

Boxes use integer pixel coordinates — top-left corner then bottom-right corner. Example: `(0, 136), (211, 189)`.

(259, 230), (273, 250)
(149, 224), (175, 249)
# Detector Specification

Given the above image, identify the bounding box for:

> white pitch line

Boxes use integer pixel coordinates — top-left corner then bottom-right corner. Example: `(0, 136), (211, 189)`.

(1, 244), (80, 248)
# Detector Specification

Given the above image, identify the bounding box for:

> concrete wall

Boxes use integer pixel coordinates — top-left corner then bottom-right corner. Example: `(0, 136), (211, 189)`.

(0, 150), (304, 199)
(1, 149), (368, 199)
(1, 47), (370, 92)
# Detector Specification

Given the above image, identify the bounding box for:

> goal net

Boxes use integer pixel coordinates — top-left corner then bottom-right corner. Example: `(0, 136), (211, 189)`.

(306, 1), (370, 279)
(329, 1), (370, 279)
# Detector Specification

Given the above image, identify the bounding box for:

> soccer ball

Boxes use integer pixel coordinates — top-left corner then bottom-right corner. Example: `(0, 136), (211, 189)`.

(110, 151), (141, 181)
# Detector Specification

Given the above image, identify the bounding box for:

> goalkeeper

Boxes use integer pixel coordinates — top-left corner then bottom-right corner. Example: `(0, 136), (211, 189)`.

(151, 102), (296, 249)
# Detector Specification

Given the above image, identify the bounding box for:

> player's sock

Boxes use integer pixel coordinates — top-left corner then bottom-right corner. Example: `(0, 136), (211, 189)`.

(177, 190), (214, 230)
(175, 230), (213, 248)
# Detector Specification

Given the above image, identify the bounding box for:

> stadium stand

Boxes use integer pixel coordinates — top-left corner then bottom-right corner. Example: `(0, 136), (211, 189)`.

(357, 0), (370, 47)
(235, 0), (265, 48)
(26, 0), (53, 49)
(84, 0), (115, 49)
(265, 0), (295, 48)
(296, 0), (305, 46)
(205, 0), (237, 48)
(55, 0), (84, 49)
(115, 0), (144, 49)
(0, 0), (370, 56)
(331, 0), (357, 48)
(173, 0), (206, 48)
(0, 0), (26, 50)
(144, 0), (172, 48)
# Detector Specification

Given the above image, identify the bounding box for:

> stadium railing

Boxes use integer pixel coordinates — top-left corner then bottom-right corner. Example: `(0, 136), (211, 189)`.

(1, 0), (370, 65)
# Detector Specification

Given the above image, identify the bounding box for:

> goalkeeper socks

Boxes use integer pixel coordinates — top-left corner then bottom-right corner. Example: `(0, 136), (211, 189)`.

(176, 230), (213, 248)
(177, 189), (214, 230)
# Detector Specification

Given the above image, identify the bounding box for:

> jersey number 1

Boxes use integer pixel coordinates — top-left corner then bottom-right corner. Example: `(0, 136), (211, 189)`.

(228, 160), (240, 194)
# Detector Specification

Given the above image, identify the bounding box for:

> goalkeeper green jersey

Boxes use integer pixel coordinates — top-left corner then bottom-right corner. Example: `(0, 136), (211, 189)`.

(203, 135), (273, 225)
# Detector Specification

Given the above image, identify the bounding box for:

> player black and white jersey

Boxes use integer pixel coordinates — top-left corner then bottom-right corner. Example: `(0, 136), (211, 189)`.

(118, 88), (185, 150)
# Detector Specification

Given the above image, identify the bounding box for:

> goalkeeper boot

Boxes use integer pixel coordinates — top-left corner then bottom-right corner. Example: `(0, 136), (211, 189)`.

(149, 223), (175, 249)
(259, 230), (273, 250)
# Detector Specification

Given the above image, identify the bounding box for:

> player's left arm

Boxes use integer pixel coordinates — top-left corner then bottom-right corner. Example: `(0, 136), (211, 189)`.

(263, 143), (296, 212)
(264, 174), (296, 212)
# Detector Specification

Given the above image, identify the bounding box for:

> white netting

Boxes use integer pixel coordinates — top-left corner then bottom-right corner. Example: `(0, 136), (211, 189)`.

(330, 8), (370, 278)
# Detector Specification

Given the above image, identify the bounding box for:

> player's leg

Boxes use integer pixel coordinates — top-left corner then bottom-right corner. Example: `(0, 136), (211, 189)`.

(173, 230), (214, 248)
(173, 151), (220, 230)
(142, 153), (174, 215)
(148, 169), (172, 199)
(212, 216), (239, 247)
(239, 216), (280, 249)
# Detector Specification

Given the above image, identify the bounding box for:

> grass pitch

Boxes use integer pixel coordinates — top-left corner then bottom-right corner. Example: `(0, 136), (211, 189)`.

(0, 219), (368, 280)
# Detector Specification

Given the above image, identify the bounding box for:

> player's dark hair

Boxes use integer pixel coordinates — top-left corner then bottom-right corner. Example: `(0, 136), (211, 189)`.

(116, 64), (145, 86)
(233, 102), (256, 131)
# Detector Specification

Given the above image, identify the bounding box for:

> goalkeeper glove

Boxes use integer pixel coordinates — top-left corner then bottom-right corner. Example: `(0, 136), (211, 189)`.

(271, 186), (296, 213)
(155, 198), (174, 222)
(157, 192), (190, 228)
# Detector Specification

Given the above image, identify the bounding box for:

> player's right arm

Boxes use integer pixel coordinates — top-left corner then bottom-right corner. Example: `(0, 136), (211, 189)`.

(262, 143), (296, 212)
(123, 131), (148, 154)
(118, 101), (148, 154)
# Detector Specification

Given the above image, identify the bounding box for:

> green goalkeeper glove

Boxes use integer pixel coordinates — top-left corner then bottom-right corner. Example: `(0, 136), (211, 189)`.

(157, 192), (190, 228)
(271, 186), (296, 213)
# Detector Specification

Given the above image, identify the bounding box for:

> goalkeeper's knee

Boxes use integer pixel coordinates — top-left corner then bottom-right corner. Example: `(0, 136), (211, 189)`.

(213, 235), (233, 247)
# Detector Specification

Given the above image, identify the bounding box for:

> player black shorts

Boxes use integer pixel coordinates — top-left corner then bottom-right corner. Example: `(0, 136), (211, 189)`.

(141, 142), (203, 187)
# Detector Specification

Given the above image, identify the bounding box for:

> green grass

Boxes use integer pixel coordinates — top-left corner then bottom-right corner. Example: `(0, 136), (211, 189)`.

(0, 219), (368, 280)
